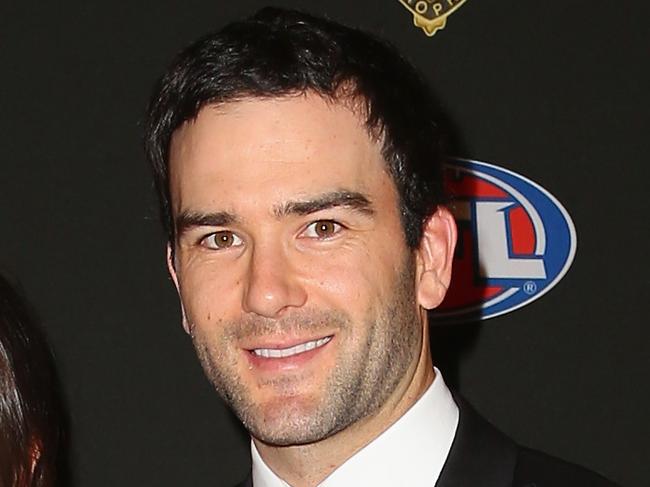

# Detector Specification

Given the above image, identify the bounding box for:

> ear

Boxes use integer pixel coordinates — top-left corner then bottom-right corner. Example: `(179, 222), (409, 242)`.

(167, 243), (192, 335)
(415, 206), (457, 310)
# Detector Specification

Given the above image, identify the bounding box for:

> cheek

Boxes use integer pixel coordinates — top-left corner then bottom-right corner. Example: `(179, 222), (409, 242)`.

(301, 250), (393, 315)
(311, 262), (361, 295)
(177, 261), (243, 325)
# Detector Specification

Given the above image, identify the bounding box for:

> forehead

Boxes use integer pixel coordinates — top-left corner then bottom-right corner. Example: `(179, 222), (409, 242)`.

(168, 94), (394, 215)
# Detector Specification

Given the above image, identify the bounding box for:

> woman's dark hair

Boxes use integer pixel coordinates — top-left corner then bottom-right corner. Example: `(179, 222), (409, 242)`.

(0, 274), (64, 486)
(145, 7), (448, 249)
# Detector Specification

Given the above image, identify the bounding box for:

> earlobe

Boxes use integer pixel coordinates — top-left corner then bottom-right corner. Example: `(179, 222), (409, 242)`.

(415, 206), (457, 310)
(167, 243), (192, 335)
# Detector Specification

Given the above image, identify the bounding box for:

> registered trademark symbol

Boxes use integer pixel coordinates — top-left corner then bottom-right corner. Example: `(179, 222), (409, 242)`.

(523, 281), (537, 295)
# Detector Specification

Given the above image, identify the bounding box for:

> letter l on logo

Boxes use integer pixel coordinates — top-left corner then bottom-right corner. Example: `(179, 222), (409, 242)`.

(475, 201), (547, 279)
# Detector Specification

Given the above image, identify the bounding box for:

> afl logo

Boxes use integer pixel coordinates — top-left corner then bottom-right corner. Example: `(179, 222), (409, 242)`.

(433, 159), (577, 321)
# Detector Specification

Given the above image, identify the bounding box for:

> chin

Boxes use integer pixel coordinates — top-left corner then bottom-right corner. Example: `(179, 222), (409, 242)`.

(242, 395), (341, 447)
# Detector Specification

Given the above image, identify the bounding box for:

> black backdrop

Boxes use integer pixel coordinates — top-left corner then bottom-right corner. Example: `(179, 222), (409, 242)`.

(1, 1), (647, 486)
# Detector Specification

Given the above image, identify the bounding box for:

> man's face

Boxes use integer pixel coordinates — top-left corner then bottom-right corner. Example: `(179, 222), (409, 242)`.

(168, 94), (430, 445)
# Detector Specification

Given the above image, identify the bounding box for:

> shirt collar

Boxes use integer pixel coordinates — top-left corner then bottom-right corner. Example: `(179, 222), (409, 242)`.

(251, 367), (459, 487)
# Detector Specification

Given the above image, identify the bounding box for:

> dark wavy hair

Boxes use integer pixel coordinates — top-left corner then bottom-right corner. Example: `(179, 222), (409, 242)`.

(0, 275), (65, 487)
(144, 7), (448, 249)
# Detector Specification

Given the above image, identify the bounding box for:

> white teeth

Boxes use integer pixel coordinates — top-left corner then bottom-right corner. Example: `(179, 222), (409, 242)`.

(253, 336), (332, 359)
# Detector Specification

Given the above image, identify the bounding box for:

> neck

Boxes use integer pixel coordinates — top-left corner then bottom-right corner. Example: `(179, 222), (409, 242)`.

(254, 312), (434, 487)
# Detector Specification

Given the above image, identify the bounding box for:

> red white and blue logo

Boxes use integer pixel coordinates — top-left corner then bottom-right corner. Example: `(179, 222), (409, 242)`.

(433, 159), (577, 321)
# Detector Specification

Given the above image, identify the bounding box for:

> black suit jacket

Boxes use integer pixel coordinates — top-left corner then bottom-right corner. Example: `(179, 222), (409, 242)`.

(235, 396), (618, 486)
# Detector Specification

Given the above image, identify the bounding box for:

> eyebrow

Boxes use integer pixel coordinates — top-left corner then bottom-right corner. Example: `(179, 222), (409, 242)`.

(174, 190), (374, 237)
(273, 190), (374, 218)
(175, 210), (238, 236)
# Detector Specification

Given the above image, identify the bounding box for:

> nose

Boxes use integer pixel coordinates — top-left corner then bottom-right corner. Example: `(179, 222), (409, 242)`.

(242, 242), (308, 318)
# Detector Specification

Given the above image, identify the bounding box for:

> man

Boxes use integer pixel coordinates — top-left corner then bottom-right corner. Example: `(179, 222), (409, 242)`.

(144, 7), (617, 487)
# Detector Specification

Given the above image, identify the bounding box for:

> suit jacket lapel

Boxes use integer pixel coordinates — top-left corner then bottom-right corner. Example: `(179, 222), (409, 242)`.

(435, 396), (518, 487)
(234, 474), (252, 487)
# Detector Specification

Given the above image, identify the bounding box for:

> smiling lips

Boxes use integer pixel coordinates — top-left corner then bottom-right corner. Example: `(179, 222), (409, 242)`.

(251, 336), (333, 359)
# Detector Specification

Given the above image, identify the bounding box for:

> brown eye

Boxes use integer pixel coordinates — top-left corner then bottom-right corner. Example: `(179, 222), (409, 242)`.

(305, 220), (342, 239)
(203, 231), (242, 249)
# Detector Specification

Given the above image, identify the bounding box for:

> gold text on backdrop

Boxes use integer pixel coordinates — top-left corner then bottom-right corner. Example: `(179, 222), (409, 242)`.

(398, 0), (468, 37)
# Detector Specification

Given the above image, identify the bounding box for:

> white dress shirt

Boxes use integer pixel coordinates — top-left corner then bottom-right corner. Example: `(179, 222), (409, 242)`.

(251, 368), (459, 487)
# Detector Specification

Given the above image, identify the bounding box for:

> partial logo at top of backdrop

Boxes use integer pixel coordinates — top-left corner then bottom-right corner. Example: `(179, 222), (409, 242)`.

(433, 159), (577, 322)
(398, 0), (468, 37)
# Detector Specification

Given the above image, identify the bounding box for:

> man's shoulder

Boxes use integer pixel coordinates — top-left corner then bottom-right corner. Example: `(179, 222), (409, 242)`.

(513, 446), (619, 487)
(442, 395), (620, 487)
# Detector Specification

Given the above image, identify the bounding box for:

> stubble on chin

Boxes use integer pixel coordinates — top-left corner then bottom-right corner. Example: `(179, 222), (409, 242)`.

(191, 308), (353, 444)
(190, 259), (421, 447)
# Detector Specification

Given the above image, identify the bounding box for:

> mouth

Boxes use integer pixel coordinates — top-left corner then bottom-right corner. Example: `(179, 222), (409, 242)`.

(251, 335), (332, 358)
(244, 333), (336, 373)
(250, 336), (333, 359)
